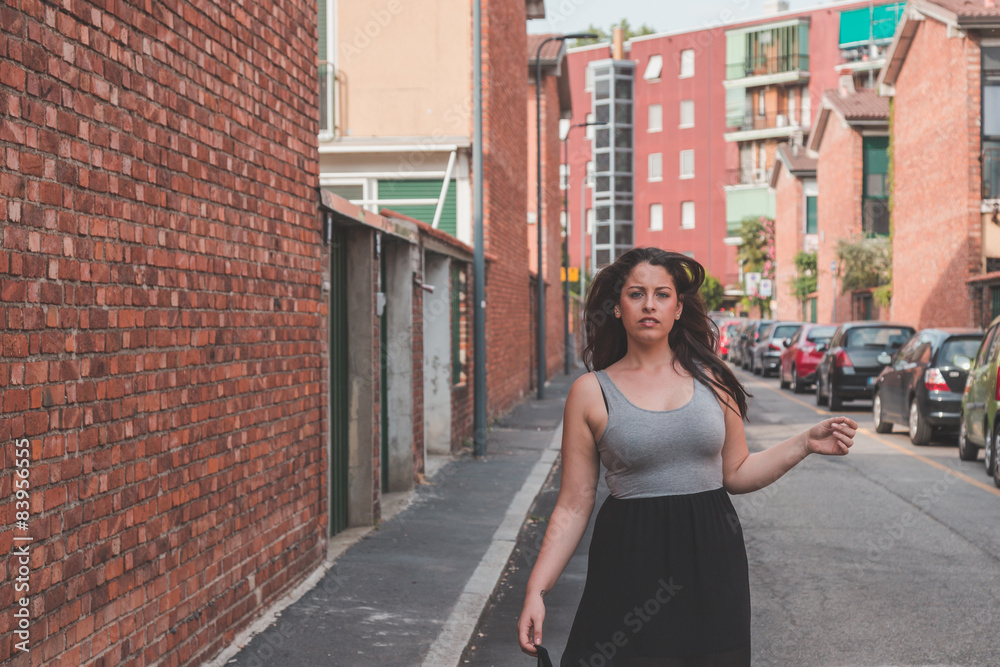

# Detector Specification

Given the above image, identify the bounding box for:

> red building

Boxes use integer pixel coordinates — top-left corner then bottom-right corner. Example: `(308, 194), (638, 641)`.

(562, 0), (885, 298)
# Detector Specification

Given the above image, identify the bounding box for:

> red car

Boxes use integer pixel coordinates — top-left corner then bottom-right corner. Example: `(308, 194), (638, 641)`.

(718, 319), (744, 360)
(779, 324), (838, 393)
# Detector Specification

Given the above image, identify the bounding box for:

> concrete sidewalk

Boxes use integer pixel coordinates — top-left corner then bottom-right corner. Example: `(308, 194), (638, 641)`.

(211, 368), (585, 667)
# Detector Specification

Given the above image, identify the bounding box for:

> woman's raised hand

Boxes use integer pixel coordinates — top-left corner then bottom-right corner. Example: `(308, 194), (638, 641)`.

(806, 416), (858, 456)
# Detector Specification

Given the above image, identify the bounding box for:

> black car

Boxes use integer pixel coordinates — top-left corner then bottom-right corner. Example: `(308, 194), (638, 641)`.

(740, 320), (774, 372)
(816, 322), (916, 410)
(752, 321), (804, 378)
(872, 328), (982, 445)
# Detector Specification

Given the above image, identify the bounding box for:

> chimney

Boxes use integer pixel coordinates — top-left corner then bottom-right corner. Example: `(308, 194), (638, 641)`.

(612, 26), (625, 61)
(838, 73), (855, 97)
(763, 0), (789, 14)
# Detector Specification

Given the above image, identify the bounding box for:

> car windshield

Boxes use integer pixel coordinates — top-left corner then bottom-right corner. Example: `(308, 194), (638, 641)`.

(806, 326), (837, 342)
(842, 326), (914, 349)
(938, 337), (983, 367)
(772, 325), (800, 339)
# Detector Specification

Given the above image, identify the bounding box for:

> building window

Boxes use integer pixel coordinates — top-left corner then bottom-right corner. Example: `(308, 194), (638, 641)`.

(682, 251), (695, 259)
(648, 104), (663, 132)
(560, 163), (569, 190)
(680, 150), (694, 179)
(650, 203), (663, 231)
(806, 195), (817, 234)
(679, 49), (694, 78)
(644, 54), (663, 80)
(681, 201), (695, 229)
(648, 153), (663, 182)
(862, 136), (889, 235)
(801, 87), (811, 128)
(984, 47), (1000, 198)
(788, 88), (798, 125)
(679, 100), (694, 128)
(561, 210), (569, 232)
(758, 91), (766, 117)
(585, 112), (596, 139)
(559, 118), (570, 140)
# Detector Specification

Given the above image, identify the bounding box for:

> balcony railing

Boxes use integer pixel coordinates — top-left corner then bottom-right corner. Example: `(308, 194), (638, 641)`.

(726, 54), (810, 81)
(726, 110), (802, 133)
(724, 166), (770, 186)
(984, 147), (1000, 199)
(319, 61), (336, 136)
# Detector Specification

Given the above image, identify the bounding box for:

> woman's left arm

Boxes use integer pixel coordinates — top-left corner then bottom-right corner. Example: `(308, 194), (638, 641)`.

(718, 392), (858, 494)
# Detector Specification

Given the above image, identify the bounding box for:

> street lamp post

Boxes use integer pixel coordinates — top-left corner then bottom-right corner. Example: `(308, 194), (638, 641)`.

(562, 120), (602, 374)
(535, 33), (597, 400)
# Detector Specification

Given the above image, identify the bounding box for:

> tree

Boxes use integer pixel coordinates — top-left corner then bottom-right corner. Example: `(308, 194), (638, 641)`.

(572, 19), (656, 46)
(835, 235), (891, 293)
(790, 251), (817, 302)
(699, 274), (724, 312)
(736, 215), (775, 317)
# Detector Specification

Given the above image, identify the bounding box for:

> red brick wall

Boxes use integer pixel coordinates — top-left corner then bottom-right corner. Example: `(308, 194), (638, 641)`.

(0, 1), (324, 664)
(774, 166), (804, 321)
(482, 0), (531, 418)
(890, 19), (980, 328)
(816, 111), (862, 324)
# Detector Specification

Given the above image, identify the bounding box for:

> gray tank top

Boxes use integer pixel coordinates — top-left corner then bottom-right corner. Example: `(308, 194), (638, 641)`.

(594, 368), (727, 498)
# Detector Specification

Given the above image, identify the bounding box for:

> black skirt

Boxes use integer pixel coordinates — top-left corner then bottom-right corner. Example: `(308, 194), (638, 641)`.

(560, 487), (751, 667)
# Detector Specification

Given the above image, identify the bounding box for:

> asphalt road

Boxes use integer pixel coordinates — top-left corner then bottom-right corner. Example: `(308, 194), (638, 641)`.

(462, 365), (1000, 666)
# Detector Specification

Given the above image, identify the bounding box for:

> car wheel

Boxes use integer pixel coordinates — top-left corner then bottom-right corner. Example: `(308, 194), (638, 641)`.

(957, 418), (978, 462)
(873, 392), (893, 434)
(829, 382), (842, 411)
(816, 375), (828, 406)
(907, 399), (931, 445)
(993, 436), (1000, 488)
(987, 424), (998, 478)
(791, 365), (805, 394)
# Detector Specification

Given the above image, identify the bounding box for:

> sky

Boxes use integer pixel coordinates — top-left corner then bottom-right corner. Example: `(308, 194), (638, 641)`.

(527, 0), (839, 37)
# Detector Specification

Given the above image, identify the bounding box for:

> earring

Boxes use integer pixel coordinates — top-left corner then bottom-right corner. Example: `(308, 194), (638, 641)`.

(675, 312), (681, 320)
(615, 309), (620, 317)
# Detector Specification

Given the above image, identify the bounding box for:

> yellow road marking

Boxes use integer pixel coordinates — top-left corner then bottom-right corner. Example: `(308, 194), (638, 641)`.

(739, 369), (1000, 499)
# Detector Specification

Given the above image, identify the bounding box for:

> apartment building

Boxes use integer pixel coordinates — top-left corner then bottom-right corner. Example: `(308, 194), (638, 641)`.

(878, 0), (1000, 328)
(563, 0), (887, 297)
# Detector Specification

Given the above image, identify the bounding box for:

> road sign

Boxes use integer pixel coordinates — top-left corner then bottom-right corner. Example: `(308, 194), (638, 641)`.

(758, 279), (772, 298)
(745, 272), (761, 294)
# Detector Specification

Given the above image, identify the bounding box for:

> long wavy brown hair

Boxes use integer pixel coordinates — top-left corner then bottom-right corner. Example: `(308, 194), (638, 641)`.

(582, 247), (749, 419)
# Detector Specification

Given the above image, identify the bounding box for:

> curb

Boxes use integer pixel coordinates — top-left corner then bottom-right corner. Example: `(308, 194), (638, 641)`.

(421, 421), (564, 666)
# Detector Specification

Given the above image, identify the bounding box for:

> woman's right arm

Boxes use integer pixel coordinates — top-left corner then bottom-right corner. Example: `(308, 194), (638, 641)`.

(517, 374), (602, 656)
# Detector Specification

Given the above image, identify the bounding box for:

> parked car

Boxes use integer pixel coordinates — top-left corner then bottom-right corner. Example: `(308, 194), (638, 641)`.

(740, 320), (773, 373)
(728, 320), (753, 367)
(872, 328), (982, 445)
(815, 322), (916, 410)
(779, 324), (838, 393)
(718, 319), (744, 360)
(752, 321), (804, 377)
(958, 316), (1000, 485)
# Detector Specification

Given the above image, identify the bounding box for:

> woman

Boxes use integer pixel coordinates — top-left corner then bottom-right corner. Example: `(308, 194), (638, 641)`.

(517, 248), (857, 666)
